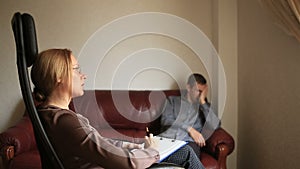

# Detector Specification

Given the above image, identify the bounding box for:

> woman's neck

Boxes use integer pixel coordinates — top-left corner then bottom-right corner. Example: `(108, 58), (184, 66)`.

(45, 101), (69, 109)
(45, 93), (71, 110)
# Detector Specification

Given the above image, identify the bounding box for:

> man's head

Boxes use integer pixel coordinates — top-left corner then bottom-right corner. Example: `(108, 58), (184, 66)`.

(186, 73), (207, 103)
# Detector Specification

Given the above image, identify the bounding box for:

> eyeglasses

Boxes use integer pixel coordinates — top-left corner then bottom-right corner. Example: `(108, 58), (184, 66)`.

(72, 66), (81, 74)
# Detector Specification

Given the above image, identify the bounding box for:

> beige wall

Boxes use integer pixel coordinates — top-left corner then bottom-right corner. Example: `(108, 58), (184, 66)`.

(238, 0), (300, 168)
(0, 0), (237, 169)
(212, 0), (238, 168)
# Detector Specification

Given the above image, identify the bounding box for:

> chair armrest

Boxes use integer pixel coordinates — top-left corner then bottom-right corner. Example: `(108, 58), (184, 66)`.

(0, 116), (36, 156)
(204, 127), (235, 169)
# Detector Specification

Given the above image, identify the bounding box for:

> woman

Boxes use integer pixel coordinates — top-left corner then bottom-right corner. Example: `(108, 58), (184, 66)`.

(31, 48), (204, 169)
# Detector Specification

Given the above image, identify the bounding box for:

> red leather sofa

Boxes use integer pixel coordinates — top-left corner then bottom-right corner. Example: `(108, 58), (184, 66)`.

(0, 90), (234, 169)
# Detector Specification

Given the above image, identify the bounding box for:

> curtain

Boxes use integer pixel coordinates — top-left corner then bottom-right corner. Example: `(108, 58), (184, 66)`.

(259, 0), (300, 42)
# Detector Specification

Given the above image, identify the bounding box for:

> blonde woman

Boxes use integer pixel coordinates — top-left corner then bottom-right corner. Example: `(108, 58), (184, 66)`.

(31, 48), (204, 169)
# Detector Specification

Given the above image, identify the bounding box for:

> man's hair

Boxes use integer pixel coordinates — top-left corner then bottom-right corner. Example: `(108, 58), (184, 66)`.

(187, 73), (207, 86)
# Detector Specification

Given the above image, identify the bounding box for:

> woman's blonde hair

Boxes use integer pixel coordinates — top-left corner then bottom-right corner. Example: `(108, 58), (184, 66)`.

(31, 48), (72, 102)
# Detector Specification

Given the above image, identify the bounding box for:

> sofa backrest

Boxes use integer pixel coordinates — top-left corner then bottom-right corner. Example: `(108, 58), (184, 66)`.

(70, 90), (183, 140)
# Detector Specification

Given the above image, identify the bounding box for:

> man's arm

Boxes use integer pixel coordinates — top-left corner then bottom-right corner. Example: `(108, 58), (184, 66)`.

(199, 86), (221, 139)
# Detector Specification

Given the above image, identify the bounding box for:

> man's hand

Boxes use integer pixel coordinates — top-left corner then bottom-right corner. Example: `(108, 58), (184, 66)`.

(188, 127), (206, 147)
(199, 85), (208, 104)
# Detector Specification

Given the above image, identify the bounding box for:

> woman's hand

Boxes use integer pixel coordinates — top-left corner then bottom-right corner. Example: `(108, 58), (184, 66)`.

(122, 142), (143, 149)
(144, 133), (159, 150)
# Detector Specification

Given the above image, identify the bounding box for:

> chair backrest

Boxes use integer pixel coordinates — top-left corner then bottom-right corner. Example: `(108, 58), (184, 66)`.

(11, 12), (64, 169)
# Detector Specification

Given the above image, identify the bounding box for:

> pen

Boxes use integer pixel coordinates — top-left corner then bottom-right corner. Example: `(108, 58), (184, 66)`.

(146, 127), (150, 137)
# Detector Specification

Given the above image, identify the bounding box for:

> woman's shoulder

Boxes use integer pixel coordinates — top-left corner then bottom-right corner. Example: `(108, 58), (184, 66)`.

(38, 106), (77, 122)
(52, 108), (78, 120)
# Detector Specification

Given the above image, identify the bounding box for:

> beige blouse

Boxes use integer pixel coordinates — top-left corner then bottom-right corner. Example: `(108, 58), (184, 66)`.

(38, 106), (160, 169)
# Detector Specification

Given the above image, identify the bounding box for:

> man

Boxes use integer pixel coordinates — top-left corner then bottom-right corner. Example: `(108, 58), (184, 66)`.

(159, 73), (220, 157)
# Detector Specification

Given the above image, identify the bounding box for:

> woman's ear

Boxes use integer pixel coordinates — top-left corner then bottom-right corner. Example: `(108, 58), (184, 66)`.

(56, 77), (62, 84)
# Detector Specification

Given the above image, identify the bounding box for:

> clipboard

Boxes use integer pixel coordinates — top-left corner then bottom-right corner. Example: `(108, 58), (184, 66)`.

(153, 136), (187, 162)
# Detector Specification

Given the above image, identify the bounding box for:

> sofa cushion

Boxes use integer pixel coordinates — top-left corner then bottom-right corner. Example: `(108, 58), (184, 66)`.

(71, 90), (182, 134)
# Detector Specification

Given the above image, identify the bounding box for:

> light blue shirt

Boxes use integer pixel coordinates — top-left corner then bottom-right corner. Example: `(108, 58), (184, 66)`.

(159, 95), (211, 142)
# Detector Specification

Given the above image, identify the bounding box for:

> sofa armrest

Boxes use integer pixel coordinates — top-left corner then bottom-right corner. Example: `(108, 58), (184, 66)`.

(0, 116), (36, 156)
(216, 143), (230, 169)
(0, 145), (14, 169)
(204, 127), (234, 169)
(0, 146), (14, 161)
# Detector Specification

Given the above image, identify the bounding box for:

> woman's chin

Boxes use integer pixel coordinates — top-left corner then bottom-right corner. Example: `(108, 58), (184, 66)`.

(72, 90), (84, 98)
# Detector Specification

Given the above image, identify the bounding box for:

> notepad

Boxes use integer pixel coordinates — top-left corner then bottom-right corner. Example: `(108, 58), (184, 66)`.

(153, 136), (187, 162)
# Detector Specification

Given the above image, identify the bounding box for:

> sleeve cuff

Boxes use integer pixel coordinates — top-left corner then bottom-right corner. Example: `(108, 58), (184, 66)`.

(201, 102), (210, 110)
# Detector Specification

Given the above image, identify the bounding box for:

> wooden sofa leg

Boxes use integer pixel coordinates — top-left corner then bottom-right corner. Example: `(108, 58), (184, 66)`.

(217, 144), (230, 169)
